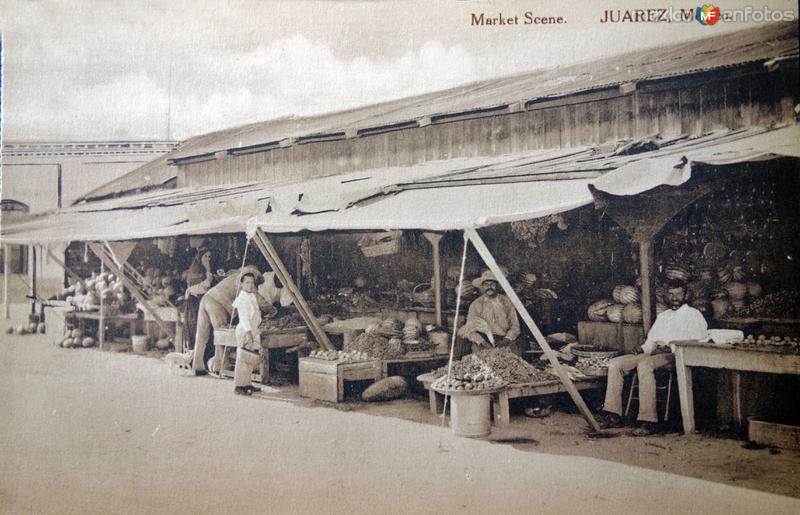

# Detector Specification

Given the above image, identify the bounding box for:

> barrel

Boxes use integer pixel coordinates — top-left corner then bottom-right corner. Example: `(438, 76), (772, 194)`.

(450, 393), (492, 438)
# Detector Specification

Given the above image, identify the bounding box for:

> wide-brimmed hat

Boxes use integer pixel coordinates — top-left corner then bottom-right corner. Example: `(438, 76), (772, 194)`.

(472, 270), (500, 289)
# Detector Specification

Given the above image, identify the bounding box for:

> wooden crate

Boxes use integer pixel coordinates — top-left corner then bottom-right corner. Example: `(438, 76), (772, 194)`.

(299, 358), (381, 403)
(748, 418), (800, 450)
(577, 321), (645, 353)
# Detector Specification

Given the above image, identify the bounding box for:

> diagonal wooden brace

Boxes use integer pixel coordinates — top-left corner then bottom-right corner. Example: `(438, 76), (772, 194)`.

(465, 228), (601, 432)
(251, 228), (334, 351)
(88, 242), (174, 338)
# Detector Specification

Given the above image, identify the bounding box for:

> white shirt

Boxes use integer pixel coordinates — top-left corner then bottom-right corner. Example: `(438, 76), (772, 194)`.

(258, 272), (294, 307)
(232, 291), (262, 348)
(642, 303), (708, 354)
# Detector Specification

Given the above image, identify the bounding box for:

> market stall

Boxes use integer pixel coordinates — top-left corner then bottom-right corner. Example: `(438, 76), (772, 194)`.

(244, 122), (800, 432)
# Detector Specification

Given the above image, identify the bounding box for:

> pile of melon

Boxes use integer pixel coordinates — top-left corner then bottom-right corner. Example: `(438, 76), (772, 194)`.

(59, 272), (131, 311)
(141, 268), (184, 307)
(56, 328), (96, 348)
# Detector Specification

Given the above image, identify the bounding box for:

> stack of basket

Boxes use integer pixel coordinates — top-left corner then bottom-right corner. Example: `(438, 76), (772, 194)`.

(402, 318), (421, 344)
(376, 318), (403, 339)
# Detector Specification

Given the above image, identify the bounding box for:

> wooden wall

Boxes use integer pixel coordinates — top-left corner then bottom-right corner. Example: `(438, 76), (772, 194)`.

(178, 64), (799, 188)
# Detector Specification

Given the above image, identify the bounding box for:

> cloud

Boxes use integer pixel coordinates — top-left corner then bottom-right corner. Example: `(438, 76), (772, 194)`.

(5, 32), (479, 140)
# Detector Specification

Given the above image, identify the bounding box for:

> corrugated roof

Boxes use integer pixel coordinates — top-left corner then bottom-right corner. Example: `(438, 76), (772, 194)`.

(74, 151), (181, 203)
(77, 22), (798, 202)
(173, 21), (798, 161)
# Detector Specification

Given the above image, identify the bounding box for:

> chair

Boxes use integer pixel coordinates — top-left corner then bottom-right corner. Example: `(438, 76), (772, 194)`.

(624, 365), (675, 421)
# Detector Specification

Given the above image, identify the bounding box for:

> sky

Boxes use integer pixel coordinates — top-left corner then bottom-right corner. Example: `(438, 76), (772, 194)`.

(0, 0), (797, 142)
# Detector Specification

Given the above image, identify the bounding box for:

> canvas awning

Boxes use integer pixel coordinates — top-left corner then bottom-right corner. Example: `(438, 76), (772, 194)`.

(4, 124), (798, 245)
(247, 124), (800, 235)
(1, 182), (271, 245)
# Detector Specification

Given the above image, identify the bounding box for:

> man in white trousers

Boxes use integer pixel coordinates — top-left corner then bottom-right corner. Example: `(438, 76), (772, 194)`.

(601, 280), (708, 436)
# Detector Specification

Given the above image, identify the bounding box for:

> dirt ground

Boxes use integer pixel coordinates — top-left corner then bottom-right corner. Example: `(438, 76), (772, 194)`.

(1, 322), (799, 514)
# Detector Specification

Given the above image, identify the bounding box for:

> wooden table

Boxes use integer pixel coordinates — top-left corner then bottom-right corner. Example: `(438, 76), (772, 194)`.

(72, 311), (139, 350)
(381, 355), (449, 379)
(418, 372), (605, 427)
(672, 340), (800, 434)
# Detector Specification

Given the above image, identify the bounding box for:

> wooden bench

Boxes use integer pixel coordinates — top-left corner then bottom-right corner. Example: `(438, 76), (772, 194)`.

(418, 372), (606, 427)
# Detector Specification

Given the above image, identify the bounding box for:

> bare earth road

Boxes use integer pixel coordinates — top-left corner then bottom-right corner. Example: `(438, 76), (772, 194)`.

(1, 333), (799, 514)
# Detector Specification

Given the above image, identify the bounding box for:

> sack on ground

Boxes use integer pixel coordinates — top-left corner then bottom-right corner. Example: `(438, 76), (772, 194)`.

(361, 376), (409, 402)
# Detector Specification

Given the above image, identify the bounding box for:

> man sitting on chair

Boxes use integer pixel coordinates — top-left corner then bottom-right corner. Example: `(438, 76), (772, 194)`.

(601, 279), (708, 436)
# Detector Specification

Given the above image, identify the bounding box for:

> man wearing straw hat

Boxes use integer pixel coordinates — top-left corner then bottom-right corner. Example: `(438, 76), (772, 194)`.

(459, 270), (521, 356)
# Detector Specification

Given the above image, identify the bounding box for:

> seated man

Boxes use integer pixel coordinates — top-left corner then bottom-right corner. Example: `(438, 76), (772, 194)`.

(459, 270), (521, 356)
(601, 279), (708, 436)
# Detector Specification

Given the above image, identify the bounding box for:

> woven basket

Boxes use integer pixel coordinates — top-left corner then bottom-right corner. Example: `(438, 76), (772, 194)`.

(412, 283), (435, 305)
(358, 232), (401, 257)
(571, 345), (620, 359)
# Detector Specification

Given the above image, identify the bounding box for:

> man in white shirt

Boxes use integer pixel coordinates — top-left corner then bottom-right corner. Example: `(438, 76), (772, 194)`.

(601, 280), (708, 435)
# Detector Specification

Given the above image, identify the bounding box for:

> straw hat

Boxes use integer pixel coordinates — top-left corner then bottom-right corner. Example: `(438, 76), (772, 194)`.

(472, 270), (500, 289)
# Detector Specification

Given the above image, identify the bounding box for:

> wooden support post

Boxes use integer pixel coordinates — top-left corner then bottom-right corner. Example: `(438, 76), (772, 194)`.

(29, 246), (37, 315)
(637, 237), (656, 333)
(423, 232), (444, 326)
(465, 228), (601, 432)
(3, 244), (10, 319)
(87, 242), (173, 338)
(251, 228), (334, 351)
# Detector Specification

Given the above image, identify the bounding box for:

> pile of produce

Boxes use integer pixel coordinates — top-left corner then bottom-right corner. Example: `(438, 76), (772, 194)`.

(734, 291), (800, 319)
(6, 323), (46, 335)
(260, 311), (307, 330)
(734, 334), (800, 350)
(141, 267), (183, 307)
(308, 350), (372, 363)
(59, 272), (132, 311)
(335, 287), (380, 313)
(574, 356), (612, 374)
(55, 328), (95, 348)
(586, 285), (645, 323)
(432, 355), (505, 391)
(433, 347), (557, 388)
(344, 331), (405, 359)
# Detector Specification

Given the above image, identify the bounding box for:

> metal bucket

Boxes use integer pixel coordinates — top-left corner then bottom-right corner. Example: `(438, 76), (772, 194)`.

(450, 393), (491, 438)
(131, 335), (149, 353)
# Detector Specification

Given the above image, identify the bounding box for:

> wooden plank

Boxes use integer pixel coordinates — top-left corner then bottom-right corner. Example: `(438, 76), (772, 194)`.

(674, 346), (696, 434)
(3, 244), (10, 319)
(637, 237), (656, 333)
(423, 232), (444, 326)
(464, 228), (601, 432)
(252, 229), (334, 351)
(87, 242), (173, 338)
